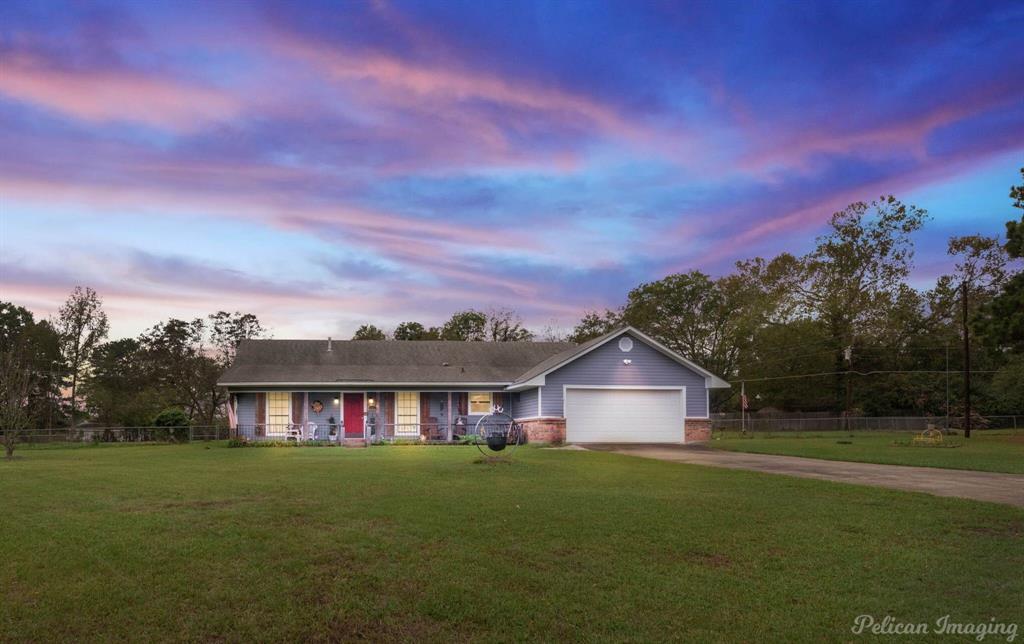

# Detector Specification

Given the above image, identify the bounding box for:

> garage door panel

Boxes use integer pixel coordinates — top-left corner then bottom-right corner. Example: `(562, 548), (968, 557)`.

(565, 388), (683, 443)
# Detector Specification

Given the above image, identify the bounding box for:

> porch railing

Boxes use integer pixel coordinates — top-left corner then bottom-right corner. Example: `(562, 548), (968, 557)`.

(234, 418), (517, 443)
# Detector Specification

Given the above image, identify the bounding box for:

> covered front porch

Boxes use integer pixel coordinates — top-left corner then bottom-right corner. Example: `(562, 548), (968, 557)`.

(229, 390), (512, 444)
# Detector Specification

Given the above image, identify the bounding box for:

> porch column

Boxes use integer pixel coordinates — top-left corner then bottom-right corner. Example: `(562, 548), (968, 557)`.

(303, 392), (309, 428)
(446, 391), (453, 442)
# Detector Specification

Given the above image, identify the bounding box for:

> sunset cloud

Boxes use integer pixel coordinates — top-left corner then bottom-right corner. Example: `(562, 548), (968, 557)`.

(0, 50), (242, 132)
(1, 0), (1021, 339)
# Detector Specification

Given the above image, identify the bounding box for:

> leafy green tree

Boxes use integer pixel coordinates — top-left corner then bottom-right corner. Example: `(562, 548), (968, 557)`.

(946, 235), (1008, 295)
(55, 286), (109, 423)
(0, 302), (35, 353)
(976, 266), (1024, 355)
(975, 170), (1024, 354)
(352, 324), (386, 340)
(153, 407), (190, 442)
(750, 197), (928, 412)
(568, 310), (620, 343)
(393, 321), (439, 341)
(140, 318), (223, 426)
(1, 336), (38, 457)
(736, 319), (836, 412)
(1010, 167), (1024, 213)
(620, 270), (754, 379)
(82, 338), (163, 427)
(440, 310), (487, 341)
(0, 302), (65, 427)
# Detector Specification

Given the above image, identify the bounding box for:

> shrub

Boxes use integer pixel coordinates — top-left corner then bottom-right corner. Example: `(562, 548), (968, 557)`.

(152, 408), (190, 442)
(227, 439), (338, 448)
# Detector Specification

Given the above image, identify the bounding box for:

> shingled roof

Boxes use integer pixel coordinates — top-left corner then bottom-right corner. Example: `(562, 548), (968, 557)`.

(217, 339), (576, 386)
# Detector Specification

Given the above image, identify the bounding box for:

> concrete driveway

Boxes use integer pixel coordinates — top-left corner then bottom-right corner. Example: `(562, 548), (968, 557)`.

(583, 443), (1024, 508)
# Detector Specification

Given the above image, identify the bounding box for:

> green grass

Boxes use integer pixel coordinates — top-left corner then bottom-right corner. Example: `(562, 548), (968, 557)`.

(711, 430), (1024, 474)
(2, 443), (1022, 642)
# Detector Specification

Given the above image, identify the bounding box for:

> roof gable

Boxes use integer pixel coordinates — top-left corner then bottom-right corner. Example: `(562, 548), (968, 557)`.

(509, 326), (730, 389)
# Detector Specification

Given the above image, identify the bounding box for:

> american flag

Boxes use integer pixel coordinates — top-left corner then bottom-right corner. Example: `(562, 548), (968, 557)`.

(741, 393), (749, 411)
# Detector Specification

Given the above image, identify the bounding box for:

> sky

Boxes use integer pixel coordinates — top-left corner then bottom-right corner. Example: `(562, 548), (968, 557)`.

(1, 0), (1022, 340)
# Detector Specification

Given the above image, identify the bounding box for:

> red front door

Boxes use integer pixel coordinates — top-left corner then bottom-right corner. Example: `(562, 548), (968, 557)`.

(343, 394), (364, 438)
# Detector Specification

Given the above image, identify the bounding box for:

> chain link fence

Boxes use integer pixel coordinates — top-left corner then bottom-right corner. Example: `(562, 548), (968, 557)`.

(9, 425), (230, 446)
(711, 414), (1021, 433)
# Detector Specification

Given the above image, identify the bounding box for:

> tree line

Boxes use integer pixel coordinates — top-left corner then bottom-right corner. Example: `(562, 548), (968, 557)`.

(351, 308), (534, 342)
(2, 170), (1021, 448)
(1, 291), (266, 442)
(565, 171), (1024, 418)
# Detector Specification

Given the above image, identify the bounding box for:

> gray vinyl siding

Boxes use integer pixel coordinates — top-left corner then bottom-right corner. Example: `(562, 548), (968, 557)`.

(232, 390), (504, 426)
(234, 392), (341, 427)
(539, 333), (709, 418)
(225, 385), (499, 393)
(306, 394), (342, 426)
(236, 393), (256, 426)
(512, 387), (540, 418)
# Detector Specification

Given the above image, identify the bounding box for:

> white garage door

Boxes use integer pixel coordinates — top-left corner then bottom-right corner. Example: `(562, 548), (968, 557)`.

(564, 387), (685, 443)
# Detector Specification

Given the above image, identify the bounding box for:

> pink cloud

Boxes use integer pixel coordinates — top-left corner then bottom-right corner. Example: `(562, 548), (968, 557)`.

(737, 79), (1022, 175)
(0, 51), (242, 131)
(675, 140), (1023, 272)
(275, 37), (643, 139)
(260, 33), (708, 171)
(0, 175), (582, 313)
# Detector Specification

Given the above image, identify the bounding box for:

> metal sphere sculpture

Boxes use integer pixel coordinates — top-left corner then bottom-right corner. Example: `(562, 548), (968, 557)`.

(472, 405), (523, 457)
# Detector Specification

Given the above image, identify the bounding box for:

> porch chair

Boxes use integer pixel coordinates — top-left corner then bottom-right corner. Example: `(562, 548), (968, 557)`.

(285, 423), (303, 442)
(305, 423), (318, 441)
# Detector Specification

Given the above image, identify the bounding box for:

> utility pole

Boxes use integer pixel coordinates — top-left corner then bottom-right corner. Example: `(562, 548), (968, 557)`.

(945, 342), (950, 430)
(741, 381), (746, 436)
(844, 345), (853, 432)
(962, 281), (972, 439)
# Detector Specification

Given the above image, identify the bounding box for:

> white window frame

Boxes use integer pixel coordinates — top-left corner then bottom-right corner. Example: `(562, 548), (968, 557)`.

(394, 391), (420, 437)
(265, 391), (291, 436)
(468, 392), (493, 415)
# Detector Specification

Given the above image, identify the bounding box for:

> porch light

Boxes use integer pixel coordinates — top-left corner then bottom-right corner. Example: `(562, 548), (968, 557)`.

(333, 397), (340, 404)
(623, 359), (632, 365)
(368, 396), (376, 408)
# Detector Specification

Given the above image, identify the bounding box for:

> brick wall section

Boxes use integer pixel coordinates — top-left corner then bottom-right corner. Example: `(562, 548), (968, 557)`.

(685, 419), (711, 442)
(517, 418), (566, 444)
(517, 417), (709, 444)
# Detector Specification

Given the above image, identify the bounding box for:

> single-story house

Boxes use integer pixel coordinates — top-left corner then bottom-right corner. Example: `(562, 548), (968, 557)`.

(217, 326), (730, 444)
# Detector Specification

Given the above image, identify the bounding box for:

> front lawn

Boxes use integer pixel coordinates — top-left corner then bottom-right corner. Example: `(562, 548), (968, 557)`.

(2, 443), (1022, 641)
(711, 429), (1024, 474)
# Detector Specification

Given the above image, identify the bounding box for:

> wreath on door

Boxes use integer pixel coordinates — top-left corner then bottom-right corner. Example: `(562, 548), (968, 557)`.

(311, 400), (324, 413)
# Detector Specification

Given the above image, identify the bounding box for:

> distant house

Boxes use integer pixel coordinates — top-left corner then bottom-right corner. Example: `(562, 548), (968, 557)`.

(217, 326), (729, 444)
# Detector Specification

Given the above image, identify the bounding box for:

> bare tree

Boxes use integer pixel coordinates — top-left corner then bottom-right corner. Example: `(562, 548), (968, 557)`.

(55, 287), (108, 423)
(208, 311), (266, 368)
(485, 308), (534, 342)
(1, 342), (37, 458)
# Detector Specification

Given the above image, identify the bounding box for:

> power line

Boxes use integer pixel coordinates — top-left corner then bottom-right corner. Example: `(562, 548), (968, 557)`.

(738, 369), (1000, 383)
